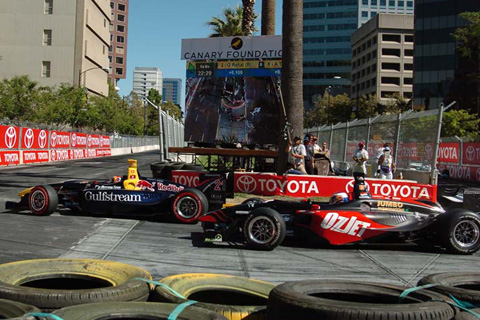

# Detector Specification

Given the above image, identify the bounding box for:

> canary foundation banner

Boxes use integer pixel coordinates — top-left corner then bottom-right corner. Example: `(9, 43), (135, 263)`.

(182, 36), (282, 145)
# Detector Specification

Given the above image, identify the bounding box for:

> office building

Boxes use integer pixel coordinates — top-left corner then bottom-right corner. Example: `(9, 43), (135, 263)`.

(133, 67), (163, 100)
(162, 78), (182, 105)
(303, 0), (414, 108)
(351, 14), (414, 103)
(0, 0), (110, 96)
(109, 0), (129, 85)
(413, 0), (480, 110)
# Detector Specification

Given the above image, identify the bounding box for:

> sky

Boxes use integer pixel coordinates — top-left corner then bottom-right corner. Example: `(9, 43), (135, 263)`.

(118, 0), (283, 110)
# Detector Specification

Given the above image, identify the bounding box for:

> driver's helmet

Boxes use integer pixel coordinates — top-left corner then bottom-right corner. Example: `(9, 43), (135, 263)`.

(112, 175), (122, 183)
(330, 192), (349, 204)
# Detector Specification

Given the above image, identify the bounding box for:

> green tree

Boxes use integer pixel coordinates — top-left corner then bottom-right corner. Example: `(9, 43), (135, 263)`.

(145, 88), (162, 135)
(162, 100), (182, 120)
(206, 5), (244, 37)
(307, 93), (355, 127)
(442, 109), (480, 139)
(261, 0), (276, 35)
(277, 0), (303, 174)
(0, 76), (39, 121)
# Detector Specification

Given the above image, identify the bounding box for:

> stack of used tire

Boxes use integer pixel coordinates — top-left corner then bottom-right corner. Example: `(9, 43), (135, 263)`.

(0, 258), (479, 320)
(150, 161), (204, 180)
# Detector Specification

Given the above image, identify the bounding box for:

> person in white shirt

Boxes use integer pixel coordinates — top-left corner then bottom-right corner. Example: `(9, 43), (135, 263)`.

(291, 136), (307, 174)
(378, 146), (396, 179)
(352, 142), (369, 177)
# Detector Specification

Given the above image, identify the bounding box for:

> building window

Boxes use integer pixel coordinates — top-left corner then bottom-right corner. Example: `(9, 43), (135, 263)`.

(381, 91), (398, 98)
(117, 25), (125, 32)
(407, 1), (413, 8)
(116, 46), (124, 54)
(110, 34), (113, 41)
(110, 2), (114, 9)
(382, 77), (400, 85)
(42, 61), (51, 78)
(405, 35), (414, 42)
(382, 63), (400, 71)
(362, 11), (368, 18)
(380, 0), (386, 7)
(117, 36), (124, 43)
(371, 0), (377, 5)
(404, 78), (413, 85)
(404, 49), (414, 56)
(118, 14), (125, 22)
(109, 56), (112, 63)
(43, 29), (52, 46)
(104, 19), (107, 28)
(404, 92), (412, 98)
(115, 68), (123, 75)
(398, 1), (404, 7)
(44, 0), (53, 14)
(118, 3), (126, 11)
(116, 57), (123, 64)
(382, 34), (401, 42)
(371, 11), (377, 17)
(404, 63), (413, 71)
(389, 0), (395, 7)
(382, 48), (401, 57)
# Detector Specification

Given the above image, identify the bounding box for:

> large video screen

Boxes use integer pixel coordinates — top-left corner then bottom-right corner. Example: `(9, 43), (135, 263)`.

(184, 63), (281, 145)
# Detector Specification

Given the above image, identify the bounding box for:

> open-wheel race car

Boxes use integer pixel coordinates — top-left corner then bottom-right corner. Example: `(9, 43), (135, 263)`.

(6, 159), (233, 223)
(199, 176), (480, 254)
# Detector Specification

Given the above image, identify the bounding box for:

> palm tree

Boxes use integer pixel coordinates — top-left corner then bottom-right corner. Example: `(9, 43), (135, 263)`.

(261, 0), (275, 35)
(242, 0), (256, 35)
(277, 0), (304, 174)
(206, 5), (244, 37)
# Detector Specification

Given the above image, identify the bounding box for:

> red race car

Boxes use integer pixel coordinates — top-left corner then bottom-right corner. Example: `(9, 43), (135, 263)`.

(199, 176), (480, 254)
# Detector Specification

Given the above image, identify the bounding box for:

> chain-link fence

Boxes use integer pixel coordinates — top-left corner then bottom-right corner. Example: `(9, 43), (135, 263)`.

(306, 109), (441, 178)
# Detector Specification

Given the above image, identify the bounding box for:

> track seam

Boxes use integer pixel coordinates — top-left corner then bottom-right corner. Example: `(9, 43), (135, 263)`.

(405, 253), (441, 286)
(359, 250), (409, 285)
(101, 220), (140, 260)
(237, 249), (250, 278)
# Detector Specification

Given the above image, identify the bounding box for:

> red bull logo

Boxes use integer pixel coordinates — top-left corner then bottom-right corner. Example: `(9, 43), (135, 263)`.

(136, 180), (155, 192)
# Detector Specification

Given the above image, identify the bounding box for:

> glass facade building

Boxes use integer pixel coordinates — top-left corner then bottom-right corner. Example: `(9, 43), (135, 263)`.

(303, 0), (413, 109)
(413, 0), (480, 110)
(163, 78), (182, 106)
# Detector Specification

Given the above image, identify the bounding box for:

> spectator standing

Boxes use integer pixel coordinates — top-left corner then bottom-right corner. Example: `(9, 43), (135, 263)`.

(321, 141), (330, 158)
(312, 137), (321, 154)
(377, 146), (396, 179)
(304, 135), (314, 175)
(352, 142), (369, 177)
(291, 136), (307, 174)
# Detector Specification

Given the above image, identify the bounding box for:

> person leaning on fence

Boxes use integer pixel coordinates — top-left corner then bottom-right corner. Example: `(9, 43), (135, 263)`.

(377, 146), (396, 179)
(352, 142), (369, 178)
(290, 136), (307, 174)
(304, 135), (315, 175)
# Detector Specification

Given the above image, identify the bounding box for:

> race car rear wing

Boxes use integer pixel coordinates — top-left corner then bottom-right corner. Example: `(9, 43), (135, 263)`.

(196, 171), (235, 209)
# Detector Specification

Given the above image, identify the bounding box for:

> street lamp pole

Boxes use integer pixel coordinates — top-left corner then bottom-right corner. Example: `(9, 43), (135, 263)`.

(78, 66), (109, 87)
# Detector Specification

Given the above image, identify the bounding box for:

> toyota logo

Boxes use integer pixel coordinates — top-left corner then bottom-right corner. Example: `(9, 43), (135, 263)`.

(476, 168), (480, 182)
(88, 135), (92, 147)
(5, 126), (17, 149)
(466, 146), (475, 162)
(236, 175), (257, 193)
(345, 179), (370, 194)
(70, 149), (74, 159)
(424, 144), (433, 160)
(24, 128), (34, 149)
(51, 132), (57, 147)
(38, 130), (47, 148)
(72, 133), (77, 147)
(51, 150), (56, 161)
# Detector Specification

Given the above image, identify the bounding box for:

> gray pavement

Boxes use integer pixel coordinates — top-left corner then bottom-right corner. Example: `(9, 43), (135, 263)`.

(1, 151), (479, 286)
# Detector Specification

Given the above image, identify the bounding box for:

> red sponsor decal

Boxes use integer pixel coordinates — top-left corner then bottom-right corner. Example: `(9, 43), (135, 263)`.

(21, 128), (49, 149)
(0, 151), (20, 166)
(463, 142), (480, 166)
(87, 134), (101, 148)
(50, 131), (70, 148)
(71, 132), (87, 148)
(22, 151), (49, 164)
(438, 164), (480, 182)
(86, 149), (97, 158)
(100, 136), (111, 147)
(0, 125), (20, 149)
(172, 171), (437, 201)
(71, 149), (85, 159)
(50, 149), (70, 162)
(96, 148), (112, 157)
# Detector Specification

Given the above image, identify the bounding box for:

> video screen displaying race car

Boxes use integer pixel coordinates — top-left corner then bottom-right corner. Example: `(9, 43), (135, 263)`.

(5, 159), (233, 223)
(199, 176), (480, 254)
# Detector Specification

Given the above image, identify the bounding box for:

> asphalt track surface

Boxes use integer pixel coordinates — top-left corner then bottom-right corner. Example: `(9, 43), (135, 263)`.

(0, 150), (479, 285)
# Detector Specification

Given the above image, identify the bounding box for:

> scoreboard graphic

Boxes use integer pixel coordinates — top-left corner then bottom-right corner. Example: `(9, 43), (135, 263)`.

(186, 60), (282, 78)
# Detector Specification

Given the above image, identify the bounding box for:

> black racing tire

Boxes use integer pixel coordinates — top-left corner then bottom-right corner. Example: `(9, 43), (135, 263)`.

(243, 208), (286, 251)
(53, 302), (228, 320)
(441, 209), (480, 254)
(0, 298), (40, 318)
(28, 185), (58, 216)
(150, 161), (169, 172)
(418, 273), (480, 305)
(183, 163), (205, 171)
(151, 273), (275, 320)
(164, 162), (186, 180)
(454, 308), (480, 320)
(0, 259), (151, 311)
(267, 280), (456, 320)
(171, 188), (208, 223)
(241, 198), (266, 205)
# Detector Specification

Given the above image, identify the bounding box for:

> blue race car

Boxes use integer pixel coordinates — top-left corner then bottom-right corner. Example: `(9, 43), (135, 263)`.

(5, 159), (233, 223)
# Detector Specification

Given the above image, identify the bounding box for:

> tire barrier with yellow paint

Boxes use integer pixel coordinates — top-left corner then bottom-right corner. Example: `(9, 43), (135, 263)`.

(52, 302), (227, 320)
(151, 273), (275, 320)
(0, 259), (152, 311)
(266, 280), (457, 320)
(0, 298), (39, 319)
